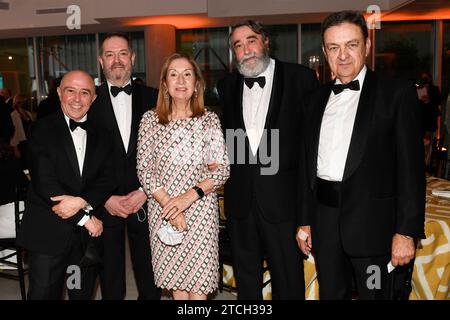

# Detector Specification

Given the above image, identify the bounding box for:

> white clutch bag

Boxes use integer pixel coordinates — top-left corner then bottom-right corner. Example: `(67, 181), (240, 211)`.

(157, 223), (184, 246)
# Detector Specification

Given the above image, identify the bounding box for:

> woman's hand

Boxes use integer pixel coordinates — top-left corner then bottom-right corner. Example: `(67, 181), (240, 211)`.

(162, 190), (197, 220)
(168, 213), (187, 232)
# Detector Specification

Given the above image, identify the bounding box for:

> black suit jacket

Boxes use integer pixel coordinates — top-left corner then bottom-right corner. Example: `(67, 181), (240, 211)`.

(218, 60), (319, 223)
(17, 110), (115, 256)
(299, 68), (426, 257)
(0, 156), (28, 205)
(88, 81), (158, 226)
(0, 98), (14, 143)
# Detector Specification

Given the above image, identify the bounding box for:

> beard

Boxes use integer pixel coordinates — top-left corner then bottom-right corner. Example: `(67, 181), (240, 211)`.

(104, 63), (131, 83)
(236, 49), (270, 77)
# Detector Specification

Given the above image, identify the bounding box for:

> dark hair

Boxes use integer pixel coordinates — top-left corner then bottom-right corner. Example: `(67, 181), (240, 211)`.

(229, 20), (269, 47)
(100, 32), (133, 54)
(321, 11), (368, 43)
(156, 53), (205, 125)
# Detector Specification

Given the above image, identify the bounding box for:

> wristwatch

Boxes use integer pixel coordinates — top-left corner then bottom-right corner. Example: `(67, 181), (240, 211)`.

(193, 186), (205, 199)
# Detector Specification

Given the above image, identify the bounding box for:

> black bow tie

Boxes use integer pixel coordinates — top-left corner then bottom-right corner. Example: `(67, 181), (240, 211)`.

(110, 84), (132, 97)
(332, 80), (360, 95)
(69, 119), (88, 132)
(244, 76), (266, 89)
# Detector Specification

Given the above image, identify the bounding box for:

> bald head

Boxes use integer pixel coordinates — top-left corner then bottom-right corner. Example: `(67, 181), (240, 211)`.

(57, 70), (97, 121)
(60, 70), (95, 92)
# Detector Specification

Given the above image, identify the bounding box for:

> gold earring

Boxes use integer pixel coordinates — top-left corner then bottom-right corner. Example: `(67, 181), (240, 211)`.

(163, 87), (170, 105)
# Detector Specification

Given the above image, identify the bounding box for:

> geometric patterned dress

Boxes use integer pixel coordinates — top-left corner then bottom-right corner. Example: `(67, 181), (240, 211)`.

(137, 109), (230, 294)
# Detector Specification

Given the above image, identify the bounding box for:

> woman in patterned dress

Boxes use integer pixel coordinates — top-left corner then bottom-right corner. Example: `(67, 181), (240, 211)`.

(137, 53), (230, 300)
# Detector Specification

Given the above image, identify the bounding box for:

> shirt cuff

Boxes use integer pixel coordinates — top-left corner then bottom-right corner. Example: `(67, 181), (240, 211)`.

(77, 215), (90, 226)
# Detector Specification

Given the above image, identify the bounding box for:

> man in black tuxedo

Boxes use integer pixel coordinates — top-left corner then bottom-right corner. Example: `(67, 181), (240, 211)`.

(17, 70), (115, 299)
(297, 11), (425, 299)
(217, 20), (318, 299)
(0, 88), (13, 114)
(0, 96), (14, 144)
(88, 32), (160, 300)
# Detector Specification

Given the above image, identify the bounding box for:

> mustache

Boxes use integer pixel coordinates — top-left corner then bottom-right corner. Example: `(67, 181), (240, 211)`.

(111, 62), (125, 69)
(239, 52), (258, 64)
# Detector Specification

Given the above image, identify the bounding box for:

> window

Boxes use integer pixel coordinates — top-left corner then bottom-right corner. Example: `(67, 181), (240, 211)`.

(0, 38), (36, 110)
(375, 21), (434, 82)
(176, 27), (230, 115)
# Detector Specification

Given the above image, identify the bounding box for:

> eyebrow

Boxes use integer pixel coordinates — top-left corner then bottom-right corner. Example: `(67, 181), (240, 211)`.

(232, 35), (258, 47)
(168, 68), (194, 73)
(63, 86), (92, 94)
(104, 49), (129, 54)
(326, 39), (360, 46)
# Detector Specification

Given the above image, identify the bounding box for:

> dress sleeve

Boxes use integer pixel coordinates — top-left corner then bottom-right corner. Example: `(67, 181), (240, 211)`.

(204, 112), (230, 190)
(137, 111), (163, 196)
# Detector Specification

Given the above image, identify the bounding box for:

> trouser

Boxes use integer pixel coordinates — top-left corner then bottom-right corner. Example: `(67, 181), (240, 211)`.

(227, 203), (305, 300)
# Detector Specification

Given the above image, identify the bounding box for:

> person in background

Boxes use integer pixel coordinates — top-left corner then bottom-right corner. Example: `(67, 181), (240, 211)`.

(0, 97), (14, 146)
(10, 94), (33, 165)
(37, 77), (62, 119)
(0, 138), (28, 239)
(0, 88), (13, 114)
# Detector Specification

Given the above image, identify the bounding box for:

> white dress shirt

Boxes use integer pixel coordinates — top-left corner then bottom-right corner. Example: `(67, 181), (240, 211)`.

(64, 114), (90, 226)
(107, 80), (132, 152)
(242, 58), (275, 155)
(317, 65), (367, 182)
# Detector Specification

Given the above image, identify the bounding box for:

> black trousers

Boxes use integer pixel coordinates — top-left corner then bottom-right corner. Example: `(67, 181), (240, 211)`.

(227, 203), (305, 300)
(314, 202), (392, 300)
(99, 209), (160, 300)
(27, 230), (97, 300)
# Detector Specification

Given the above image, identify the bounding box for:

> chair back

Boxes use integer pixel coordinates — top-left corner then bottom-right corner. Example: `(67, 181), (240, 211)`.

(0, 185), (28, 300)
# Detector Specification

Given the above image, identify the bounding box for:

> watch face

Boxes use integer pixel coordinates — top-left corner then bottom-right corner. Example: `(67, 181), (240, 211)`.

(194, 186), (204, 198)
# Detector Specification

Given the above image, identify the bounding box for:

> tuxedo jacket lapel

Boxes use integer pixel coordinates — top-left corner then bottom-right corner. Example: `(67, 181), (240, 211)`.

(264, 60), (283, 130)
(127, 83), (141, 158)
(234, 74), (245, 130)
(342, 68), (377, 181)
(97, 83), (127, 155)
(81, 128), (98, 179)
(56, 111), (82, 182)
